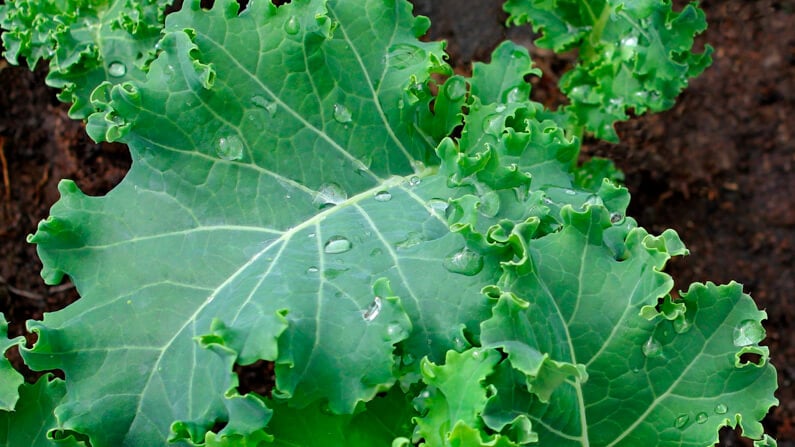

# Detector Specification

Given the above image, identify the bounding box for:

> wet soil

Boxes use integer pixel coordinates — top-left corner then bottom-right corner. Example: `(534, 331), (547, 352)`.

(0, 0), (792, 445)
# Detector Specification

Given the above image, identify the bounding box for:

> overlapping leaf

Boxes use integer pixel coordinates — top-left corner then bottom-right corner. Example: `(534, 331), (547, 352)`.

(0, 0), (171, 118)
(0, 313), (23, 411)
(504, 0), (712, 141)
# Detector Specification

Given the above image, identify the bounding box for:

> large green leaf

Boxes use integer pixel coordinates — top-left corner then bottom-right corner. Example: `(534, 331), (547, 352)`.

(0, 0), (171, 118)
(0, 313), (24, 411)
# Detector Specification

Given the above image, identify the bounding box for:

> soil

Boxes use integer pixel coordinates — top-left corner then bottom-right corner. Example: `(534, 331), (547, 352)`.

(0, 1), (792, 445)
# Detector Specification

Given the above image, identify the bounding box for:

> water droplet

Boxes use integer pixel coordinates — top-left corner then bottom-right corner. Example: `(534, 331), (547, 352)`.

(733, 319), (764, 347)
(621, 36), (639, 48)
(284, 16), (300, 35)
(324, 236), (352, 254)
(396, 232), (424, 250)
(408, 176), (421, 186)
(472, 349), (483, 359)
(482, 114), (503, 133)
(324, 267), (348, 280)
(714, 403), (728, 414)
(313, 183), (347, 208)
(696, 412), (708, 424)
(478, 190), (500, 217)
(386, 44), (424, 70)
(308, 233), (316, 238)
(495, 104), (507, 113)
(216, 135), (244, 161)
(333, 103), (352, 123)
(610, 212), (624, 224)
(374, 191), (392, 202)
(445, 77), (467, 101)
(542, 197), (554, 205)
(674, 414), (690, 429)
(452, 337), (467, 351)
(641, 336), (663, 358)
(564, 189), (576, 196)
(108, 61), (126, 77)
(387, 323), (407, 340)
(362, 296), (382, 322)
(443, 248), (484, 276)
(306, 266), (319, 274)
(251, 95), (277, 116)
(673, 316), (692, 334)
(369, 247), (383, 257)
(505, 86), (524, 103)
(427, 198), (449, 216)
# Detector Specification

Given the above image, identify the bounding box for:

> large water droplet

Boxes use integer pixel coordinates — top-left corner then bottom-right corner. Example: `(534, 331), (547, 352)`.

(313, 183), (348, 208)
(733, 319), (764, 346)
(714, 403), (728, 414)
(251, 95), (277, 116)
(443, 248), (484, 276)
(324, 236), (352, 254)
(696, 412), (708, 424)
(363, 296), (382, 321)
(505, 86), (524, 103)
(374, 191), (392, 202)
(284, 16), (300, 34)
(333, 103), (352, 123)
(216, 135), (244, 160)
(445, 77), (467, 101)
(427, 198), (449, 216)
(674, 414), (690, 429)
(641, 336), (663, 358)
(108, 61), (127, 77)
(673, 316), (692, 334)
(386, 44), (424, 70)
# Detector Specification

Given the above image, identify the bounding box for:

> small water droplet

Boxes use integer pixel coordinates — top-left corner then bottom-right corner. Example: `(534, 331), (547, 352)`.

(216, 135), (244, 160)
(313, 183), (348, 208)
(621, 36), (639, 48)
(427, 198), (449, 215)
(445, 77), (467, 101)
(363, 296), (382, 321)
(324, 236), (352, 254)
(478, 190), (500, 217)
(284, 16), (300, 34)
(251, 95), (277, 116)
(387, 322), (407, 339)
(442, 248), (484, 276)
(542, 197), (554, 205)
(495, 104), (507, 113)
(374, 191), (392, 202)
(308, 233), (316, 238)
(674, 414), (690, 429)
(696, 412), (708, 424)
(610, 212), (624, 224)
(396, 232), (424, 250)
(370, 247), (383, 257)
(733, 319), (764, 347)
(641, 336), (663, 358)
(482, 114), (503, 133)
(306, 266), (319, 274)
(714, 403), (728, 414)
(333, 103), (352, 123)
(564, 189), (576, 196)
(408, 176), (421, 186)
(505, 86), (524, 103)
(386, 44), (424, 70)
(452, 336), (467, 351)
(108, 61), (127, 77)
(673, 316), (692, 334)
(472, 349), (482, 359)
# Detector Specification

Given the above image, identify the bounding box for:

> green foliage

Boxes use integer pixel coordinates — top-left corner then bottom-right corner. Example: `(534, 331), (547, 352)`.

(0, 0), (777, 446)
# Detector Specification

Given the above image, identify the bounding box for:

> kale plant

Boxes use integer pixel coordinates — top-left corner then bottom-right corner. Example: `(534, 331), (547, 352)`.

(0, 0), (779, 445)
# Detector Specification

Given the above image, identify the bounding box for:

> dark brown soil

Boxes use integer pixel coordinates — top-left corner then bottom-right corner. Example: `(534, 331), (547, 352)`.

(1, 1), (792, 445)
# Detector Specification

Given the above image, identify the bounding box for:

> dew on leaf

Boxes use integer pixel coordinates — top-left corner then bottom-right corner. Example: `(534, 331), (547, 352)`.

(714, 403), (728, 414)
(313, 183), (347, 208)
(306, 266), (319, 274)
(386, 43), (424, 70)
(284, 16), (300, 34)
(251, 95), (277, 116)
(445, 77), (467, 101)
(369, 247), (383, 257)
(610, 212), (624, 224)
(387, 323), (407, 340)
(505, 86), (524, 103)
(641, 336), (662, 358)
(408, 175), (421, 186)
(442, 248), (484, 276)
(621, 36), (639, 48)
(427, 198), (449, 216)
(374, 191), (392, 202)
(482, 114), (503, 133)
(216, 135), (244, 161)
(362, 296), (382, 322)
(733, 319), (764, 346)
(478, 190), (500, 217)
(674, 414), (690, 429)
(323, 236), (352, 254)
(564, 189), (576, 196)
(696, 412), (708, 424)
(395, 232), (424, 250)
(108, 61), (127, 77)
(673, 316), (692, 334)
(332, 103), (352, 123)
